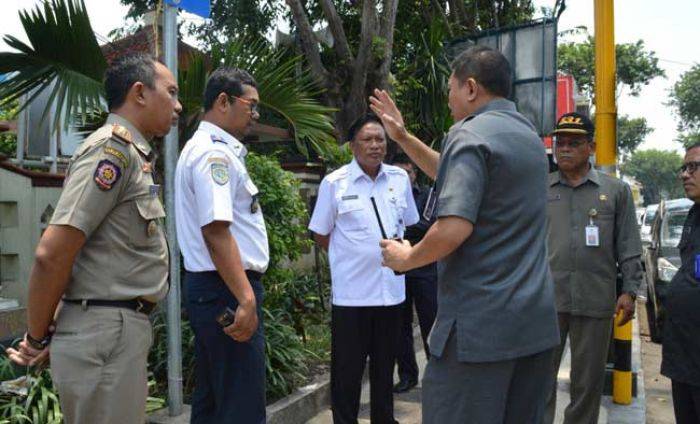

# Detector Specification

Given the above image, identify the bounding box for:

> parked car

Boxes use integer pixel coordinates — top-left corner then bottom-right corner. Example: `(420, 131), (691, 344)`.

(643, 198), (693, 343)
(640, 203), (659, 248)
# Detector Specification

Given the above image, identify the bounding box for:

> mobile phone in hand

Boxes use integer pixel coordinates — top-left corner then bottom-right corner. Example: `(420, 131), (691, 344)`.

(216, 306), (237, 327)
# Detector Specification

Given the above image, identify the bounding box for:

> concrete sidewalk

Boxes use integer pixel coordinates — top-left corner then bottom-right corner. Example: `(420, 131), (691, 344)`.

(306, 318), (645, 424)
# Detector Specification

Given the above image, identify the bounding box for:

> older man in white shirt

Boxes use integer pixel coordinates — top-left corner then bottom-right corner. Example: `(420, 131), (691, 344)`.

(309, 114), (419, 424)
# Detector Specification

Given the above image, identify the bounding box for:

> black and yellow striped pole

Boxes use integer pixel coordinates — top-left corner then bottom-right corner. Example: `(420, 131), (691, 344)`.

(613, 312), (633, 404)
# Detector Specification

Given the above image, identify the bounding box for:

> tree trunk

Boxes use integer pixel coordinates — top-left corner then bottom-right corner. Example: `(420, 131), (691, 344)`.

(284, 0), (401, 141)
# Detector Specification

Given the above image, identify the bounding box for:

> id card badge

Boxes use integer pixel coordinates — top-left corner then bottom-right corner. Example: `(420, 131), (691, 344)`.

(694, 254), (700, 280)
(423, 185), (437, 221)
(585, 225), (600, 247)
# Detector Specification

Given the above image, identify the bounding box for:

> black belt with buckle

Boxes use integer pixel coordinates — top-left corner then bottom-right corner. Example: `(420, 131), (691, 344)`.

(63, 298), (156, 315)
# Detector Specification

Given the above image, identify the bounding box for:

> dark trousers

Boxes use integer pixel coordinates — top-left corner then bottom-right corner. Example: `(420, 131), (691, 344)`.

(395, 274), (437, 383)
(423, 329), (554, 424)
(331, 304), (402, 424)
(185, 271), (266, 424)
(672, 380), (700, 424)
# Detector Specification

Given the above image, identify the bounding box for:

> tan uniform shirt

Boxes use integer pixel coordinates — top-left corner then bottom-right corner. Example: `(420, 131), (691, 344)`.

(547, 167), (643, 318)
(50, 114), (168, 302)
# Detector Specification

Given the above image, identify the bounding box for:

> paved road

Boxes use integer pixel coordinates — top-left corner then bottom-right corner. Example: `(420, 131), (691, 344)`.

(307, 314), (650, 423)
(638, 299), (675, 423)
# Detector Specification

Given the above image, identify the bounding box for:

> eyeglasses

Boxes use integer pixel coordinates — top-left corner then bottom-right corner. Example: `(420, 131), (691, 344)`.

(679, 161), (700, 175)
(228, 95), (259, 115)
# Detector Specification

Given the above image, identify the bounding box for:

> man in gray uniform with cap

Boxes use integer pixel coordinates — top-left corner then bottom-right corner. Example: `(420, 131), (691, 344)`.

(372, 45), (560, 423)
(544, 112), (642, 424)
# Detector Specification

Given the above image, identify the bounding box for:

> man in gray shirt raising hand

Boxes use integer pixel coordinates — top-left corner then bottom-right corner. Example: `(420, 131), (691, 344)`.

(372, 45), (560, 424)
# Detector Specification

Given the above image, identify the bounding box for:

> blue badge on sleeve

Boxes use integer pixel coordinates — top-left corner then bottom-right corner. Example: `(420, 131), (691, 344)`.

(211, 162), (229, 185)
(93, 159), (122, 191)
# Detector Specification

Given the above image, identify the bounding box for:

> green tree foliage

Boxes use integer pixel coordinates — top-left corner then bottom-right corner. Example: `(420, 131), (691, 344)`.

(558, 36), (665, 101)
(117, 0), (283, 44)
(0, 0), (337, 160)
(622, 149), (684, 205)
(617, 114), (653, 159)
(669, 64), (700, 142)
(678, 131), (700, 149)
(0, 101), (18, 157)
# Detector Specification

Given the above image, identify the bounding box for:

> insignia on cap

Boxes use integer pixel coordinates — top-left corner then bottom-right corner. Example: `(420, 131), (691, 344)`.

(211, 162), (229, 185)
(111, 124), (132, 144)
(560, 116), (582, 124)
(94, 159), (122, 190)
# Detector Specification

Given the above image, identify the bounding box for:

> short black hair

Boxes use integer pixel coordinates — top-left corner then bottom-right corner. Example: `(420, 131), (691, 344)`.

(203, 67), (257, 112)
(104, 53), (158, 111)
(451, 45), (512, 98)
(686, 141), (700, 152)
(347, 113), (384, 142)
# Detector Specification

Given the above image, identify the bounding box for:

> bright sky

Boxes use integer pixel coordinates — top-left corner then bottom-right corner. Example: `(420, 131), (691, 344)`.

(535, 0), (699, 154)
(1, 0), (697, 154)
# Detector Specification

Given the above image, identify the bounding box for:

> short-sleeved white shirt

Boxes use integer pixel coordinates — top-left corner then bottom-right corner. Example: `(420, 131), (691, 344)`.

(309, 159), (419, 306)
(175, 121), (269, 273)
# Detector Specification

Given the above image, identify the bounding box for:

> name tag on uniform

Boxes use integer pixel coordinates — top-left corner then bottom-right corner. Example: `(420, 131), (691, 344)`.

(585, 225), (600, 247)
(342, 195), (359, 201)
(150, 184), (161, 197)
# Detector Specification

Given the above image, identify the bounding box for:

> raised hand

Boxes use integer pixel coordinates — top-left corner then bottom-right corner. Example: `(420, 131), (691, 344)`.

(369, 89), (408, 143)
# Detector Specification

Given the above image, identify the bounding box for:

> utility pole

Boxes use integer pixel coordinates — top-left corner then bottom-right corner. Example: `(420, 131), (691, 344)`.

(594, 0), (617, 175)
(162, 0), (184, 416)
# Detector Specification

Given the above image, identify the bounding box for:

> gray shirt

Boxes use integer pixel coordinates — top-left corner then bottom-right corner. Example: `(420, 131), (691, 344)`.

(429, 98), (560, 363)
(547, 168), (643, 318)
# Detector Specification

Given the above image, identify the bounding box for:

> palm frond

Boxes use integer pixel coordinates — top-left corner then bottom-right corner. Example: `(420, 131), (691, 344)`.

(212, 39), (338, 158)
(0, 0), (107, 129)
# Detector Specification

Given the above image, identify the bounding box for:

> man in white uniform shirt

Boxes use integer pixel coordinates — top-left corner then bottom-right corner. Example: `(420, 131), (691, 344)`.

(174, 67), (269, 423)
(309, 114), (419, 424)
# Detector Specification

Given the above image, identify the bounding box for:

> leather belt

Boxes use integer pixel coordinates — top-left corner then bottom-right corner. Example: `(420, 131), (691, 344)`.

(63, 298), (157, 315)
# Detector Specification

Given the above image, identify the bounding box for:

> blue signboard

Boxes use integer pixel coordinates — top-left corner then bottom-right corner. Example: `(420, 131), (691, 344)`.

(167, 0), (210, 18)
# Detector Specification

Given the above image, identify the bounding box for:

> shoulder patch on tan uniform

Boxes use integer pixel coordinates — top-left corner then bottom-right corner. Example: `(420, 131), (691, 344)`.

(103, 146), (129, 167)
(111, 124), (133, 144)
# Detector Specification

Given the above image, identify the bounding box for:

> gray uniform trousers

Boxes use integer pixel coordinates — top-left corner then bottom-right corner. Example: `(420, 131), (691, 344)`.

(422, 330), (554, 424)
(50, 303), (152, 424)
(543, 313), (614, 424)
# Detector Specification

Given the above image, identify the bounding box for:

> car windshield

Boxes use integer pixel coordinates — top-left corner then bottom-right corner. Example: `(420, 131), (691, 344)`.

(644, 209), (657, 225)
(661, 210), (689, 248)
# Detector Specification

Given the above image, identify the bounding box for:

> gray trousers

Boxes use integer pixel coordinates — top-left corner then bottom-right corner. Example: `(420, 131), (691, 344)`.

(543, 313), (613, 424)
(51, 303), (152, 424)
(422, 330), (554, 424)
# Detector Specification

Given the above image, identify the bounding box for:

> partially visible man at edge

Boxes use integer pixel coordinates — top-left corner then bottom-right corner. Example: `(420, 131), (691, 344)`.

(7, 53), (181, 424)
(661, 142), (700, 424)
(371, 45), (560, 423)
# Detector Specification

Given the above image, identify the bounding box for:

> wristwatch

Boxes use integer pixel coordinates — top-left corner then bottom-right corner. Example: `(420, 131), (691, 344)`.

(25, 332), (52, 350)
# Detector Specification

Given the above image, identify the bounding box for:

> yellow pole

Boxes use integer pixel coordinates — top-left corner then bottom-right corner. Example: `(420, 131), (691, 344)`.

(594, 0), (617, 175)
(613, 312), (633, 405)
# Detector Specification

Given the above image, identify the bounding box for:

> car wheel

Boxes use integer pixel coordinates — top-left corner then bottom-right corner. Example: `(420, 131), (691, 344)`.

(646, 289), (662, 343)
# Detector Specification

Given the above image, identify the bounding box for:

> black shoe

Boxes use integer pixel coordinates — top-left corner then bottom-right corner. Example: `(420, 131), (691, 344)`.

(393, 379), (417, 393)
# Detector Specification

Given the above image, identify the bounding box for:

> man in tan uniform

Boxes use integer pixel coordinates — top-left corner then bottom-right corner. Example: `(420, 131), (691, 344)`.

(6, 53), (181, 424)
